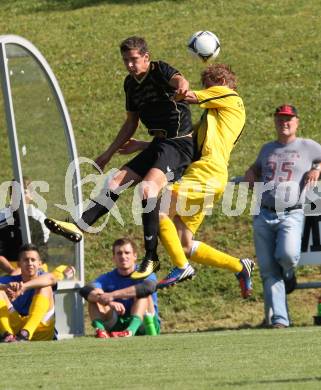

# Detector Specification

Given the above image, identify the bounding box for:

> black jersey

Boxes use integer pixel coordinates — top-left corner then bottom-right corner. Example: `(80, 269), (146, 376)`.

(0, 211), (22, 261)
(0, 210), (48, 262)
(124, 61), (192, 138)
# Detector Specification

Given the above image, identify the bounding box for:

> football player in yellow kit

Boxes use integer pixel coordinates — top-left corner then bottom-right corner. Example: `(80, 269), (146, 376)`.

(125, 64), (254, 297)
(0, 244), (56, 342)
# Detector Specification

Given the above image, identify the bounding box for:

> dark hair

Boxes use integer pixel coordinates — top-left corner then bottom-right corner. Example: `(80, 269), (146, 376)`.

(120, 36), (149, 55)
(18, 243), (40, 259)
(112, 238), (137, 254)
(201, 64), (237, 90)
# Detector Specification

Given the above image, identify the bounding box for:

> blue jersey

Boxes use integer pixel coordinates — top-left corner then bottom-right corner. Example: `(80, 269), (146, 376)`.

(92, 268), (159, 317)
(0, 272), (56, 316)
(0, 274), (36, 316)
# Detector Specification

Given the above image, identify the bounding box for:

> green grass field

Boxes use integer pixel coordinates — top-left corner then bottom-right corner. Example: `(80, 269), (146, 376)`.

(1, 2), (321, 386)
(1, 0), (321, 328)
(2, 327), (321, 389)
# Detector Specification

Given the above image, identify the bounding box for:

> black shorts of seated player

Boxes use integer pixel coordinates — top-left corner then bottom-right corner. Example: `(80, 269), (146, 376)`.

(45, 36), (194, 281)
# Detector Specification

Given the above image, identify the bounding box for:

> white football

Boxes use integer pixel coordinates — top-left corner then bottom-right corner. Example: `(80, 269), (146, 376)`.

(187, 31), (220, 62)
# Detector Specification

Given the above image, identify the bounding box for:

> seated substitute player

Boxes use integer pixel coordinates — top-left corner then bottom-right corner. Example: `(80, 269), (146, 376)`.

(0, 178), (75, 281)
(45, 35), (194, 280)
(0, 177), (50, 275)
(79, 237), (160, 338)
(0, 243), (57, 342)
(120, 64), (254, 297)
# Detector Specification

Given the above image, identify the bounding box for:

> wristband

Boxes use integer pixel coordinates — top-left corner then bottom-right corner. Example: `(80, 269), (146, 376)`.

(79, 285), (95, 300)
(135, 280), (157, 298)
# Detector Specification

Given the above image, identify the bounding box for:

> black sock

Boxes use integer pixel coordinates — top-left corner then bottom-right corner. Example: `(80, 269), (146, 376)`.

(141, 198), (159, 260)
(80, 191), (119, 227)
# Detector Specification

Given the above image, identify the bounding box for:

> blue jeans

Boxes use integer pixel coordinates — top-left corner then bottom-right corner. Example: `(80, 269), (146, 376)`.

(253, 208), (304, 326)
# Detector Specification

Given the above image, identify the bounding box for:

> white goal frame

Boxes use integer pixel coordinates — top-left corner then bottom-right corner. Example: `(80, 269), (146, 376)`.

(0, 35), (84, 338)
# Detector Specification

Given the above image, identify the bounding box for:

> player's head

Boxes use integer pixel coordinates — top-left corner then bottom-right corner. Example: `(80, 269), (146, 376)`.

(120, 36), (150, 77)
(274, 104), (299, 139)
(18, 243), (42, 280)
(201, 64), (237, 90)
(112, 238), (137, 276)
(120, 36), (149, 56)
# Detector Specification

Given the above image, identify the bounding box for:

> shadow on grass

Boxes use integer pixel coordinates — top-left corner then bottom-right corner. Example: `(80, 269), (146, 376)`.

(15, 0), (174, 13)
(162, 322), (317, 334)
(44, 0), (163, 8)
(219, 376), (321, 387)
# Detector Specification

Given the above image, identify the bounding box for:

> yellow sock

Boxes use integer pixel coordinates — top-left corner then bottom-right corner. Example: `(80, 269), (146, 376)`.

(0, 298), (14, 334)
(159, 217), (188, 268)
(23, 294), (50, 339)
(190, 242), (242, 273)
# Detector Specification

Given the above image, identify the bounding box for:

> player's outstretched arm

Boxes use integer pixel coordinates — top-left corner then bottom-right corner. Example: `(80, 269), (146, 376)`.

(169, 74), (189, 98)
(94, 111), (139, 171)
(175, 90), (198, 104)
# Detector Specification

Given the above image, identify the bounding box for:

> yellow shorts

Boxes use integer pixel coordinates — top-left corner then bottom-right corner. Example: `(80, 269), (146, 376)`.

(9, 310), (55, 341)
(170, 159), (227, 234)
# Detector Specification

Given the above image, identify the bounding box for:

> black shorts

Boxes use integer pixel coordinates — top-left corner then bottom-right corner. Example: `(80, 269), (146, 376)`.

(125, 136), (194, 182)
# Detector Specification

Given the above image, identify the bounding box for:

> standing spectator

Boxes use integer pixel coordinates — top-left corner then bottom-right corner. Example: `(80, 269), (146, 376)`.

(244, 104), (321, 328)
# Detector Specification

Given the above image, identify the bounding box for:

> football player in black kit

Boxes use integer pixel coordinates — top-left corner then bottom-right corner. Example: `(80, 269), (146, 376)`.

(45, 36), (194, 279)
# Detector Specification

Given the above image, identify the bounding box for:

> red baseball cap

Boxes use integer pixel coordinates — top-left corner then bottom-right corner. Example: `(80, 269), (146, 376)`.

(274, 104), (298, 117)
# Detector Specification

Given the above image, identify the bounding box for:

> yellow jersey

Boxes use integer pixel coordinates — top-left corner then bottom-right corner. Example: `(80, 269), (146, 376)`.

(193, 85), (245, 177)
(170, 85), (245, 233)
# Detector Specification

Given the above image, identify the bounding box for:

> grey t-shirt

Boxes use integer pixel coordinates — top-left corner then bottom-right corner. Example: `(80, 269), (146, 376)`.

(254, 138), (321, 208)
